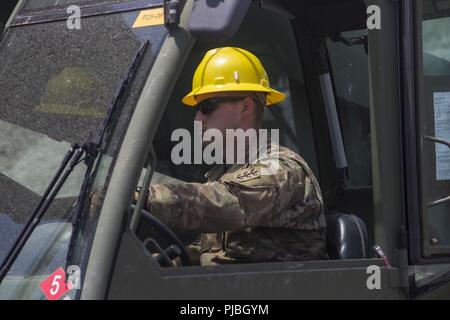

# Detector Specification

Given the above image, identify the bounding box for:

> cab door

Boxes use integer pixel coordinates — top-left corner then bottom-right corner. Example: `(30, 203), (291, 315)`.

(402, 0), (450, 298)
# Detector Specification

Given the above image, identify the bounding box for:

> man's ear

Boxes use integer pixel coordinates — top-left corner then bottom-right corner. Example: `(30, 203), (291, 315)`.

(241, 97), (255, 115)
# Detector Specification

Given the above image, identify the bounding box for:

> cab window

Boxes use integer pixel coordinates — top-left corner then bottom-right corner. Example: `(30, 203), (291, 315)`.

(327, 30), (371, 188)
(325, 28), (373, 245)
(417, 0), (450, 254)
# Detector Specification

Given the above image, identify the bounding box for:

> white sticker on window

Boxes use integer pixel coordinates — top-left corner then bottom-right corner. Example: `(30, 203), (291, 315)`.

(434, 92), (450, 180)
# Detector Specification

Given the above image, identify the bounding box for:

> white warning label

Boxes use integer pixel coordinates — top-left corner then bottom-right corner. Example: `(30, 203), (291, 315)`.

(434, 92), (450, 180)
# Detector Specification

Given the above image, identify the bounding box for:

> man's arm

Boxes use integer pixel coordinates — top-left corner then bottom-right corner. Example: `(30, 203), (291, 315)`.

(142, 157), (322, 234)
(146, 181), (246, 233)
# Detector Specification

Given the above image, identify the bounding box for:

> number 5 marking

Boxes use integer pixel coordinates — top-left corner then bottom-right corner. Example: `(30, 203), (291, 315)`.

(50, 274), (62, 295)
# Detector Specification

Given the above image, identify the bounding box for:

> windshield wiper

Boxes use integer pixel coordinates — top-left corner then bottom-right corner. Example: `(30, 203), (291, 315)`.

(65, 41), (149, 266)
(0, 144), (84, 282)
(0, 41), (149, 285)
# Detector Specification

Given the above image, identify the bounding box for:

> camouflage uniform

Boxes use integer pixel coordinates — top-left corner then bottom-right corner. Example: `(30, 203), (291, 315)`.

(145, 144), (328, 265)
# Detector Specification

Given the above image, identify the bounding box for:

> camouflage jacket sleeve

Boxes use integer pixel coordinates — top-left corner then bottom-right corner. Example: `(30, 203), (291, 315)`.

(145, 156), (323, 233)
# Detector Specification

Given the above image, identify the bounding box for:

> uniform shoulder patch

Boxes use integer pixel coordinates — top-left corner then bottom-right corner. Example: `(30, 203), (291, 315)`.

(234, 167), (261, 182)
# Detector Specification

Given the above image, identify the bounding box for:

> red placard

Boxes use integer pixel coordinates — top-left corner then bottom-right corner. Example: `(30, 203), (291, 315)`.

(39, 267), (70, 300)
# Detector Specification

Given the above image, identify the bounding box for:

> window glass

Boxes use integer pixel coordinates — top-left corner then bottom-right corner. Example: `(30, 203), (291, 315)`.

(327, 30), (371, 187)
(418, 0), (450, 253)
(423, 16), (450, 76)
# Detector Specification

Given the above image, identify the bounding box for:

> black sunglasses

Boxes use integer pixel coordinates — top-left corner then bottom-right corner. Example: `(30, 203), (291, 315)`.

(195, 97), (245, 115)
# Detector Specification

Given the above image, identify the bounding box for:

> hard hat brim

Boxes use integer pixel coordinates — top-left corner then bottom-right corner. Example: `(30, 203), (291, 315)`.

(182, 83), (286, 107)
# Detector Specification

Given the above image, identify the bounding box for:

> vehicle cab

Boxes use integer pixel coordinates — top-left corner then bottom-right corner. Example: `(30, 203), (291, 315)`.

(1, 0), (450, 300)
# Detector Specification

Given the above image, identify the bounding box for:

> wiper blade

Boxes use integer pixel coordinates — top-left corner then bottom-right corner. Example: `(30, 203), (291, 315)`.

(65, 41), (149, 265)
(0, 144), (84, 283)
(95, 41), (150, 157)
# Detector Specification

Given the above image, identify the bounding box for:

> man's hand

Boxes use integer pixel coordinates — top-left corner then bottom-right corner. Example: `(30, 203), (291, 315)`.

(133, 187), (148, 209)
(133, 188), (140, 204)
(89, 186), (106, 214)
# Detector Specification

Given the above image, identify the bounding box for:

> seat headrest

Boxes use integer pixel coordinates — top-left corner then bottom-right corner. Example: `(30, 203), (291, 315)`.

(325, 210), (369, 259)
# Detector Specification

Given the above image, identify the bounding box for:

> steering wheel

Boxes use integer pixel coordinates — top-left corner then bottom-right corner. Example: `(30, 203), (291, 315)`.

(138, 208), (192, 266)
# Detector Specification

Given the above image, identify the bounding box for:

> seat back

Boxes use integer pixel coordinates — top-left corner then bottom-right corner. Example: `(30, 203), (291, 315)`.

(325, 210), (369, 259)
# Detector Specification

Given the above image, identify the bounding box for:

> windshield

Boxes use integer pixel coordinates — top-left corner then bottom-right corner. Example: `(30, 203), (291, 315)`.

(0, 4), (167, 299)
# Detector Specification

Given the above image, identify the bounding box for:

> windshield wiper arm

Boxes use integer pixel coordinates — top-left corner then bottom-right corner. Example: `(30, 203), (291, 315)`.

(0, 144), (84, 283)
(65, 41), (149, 266)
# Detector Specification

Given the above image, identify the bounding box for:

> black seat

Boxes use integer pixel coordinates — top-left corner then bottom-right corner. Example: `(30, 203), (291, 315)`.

(325, 210), (369, 259)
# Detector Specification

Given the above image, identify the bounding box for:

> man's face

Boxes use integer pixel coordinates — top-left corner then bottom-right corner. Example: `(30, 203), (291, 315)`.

(193, 96), (259, 159)
(194, 98), (244, 136)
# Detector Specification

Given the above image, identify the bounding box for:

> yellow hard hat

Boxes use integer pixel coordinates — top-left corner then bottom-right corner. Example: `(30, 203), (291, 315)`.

(182, 47), (286, 107)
